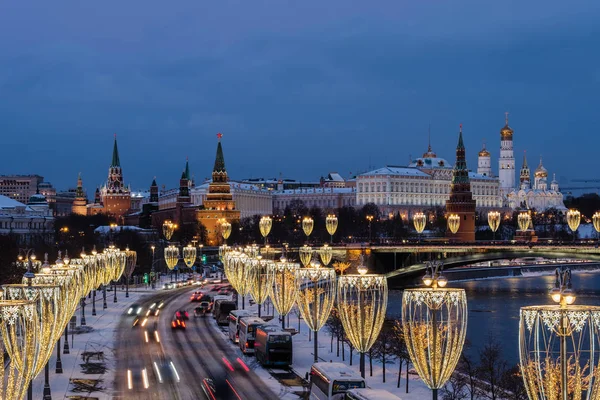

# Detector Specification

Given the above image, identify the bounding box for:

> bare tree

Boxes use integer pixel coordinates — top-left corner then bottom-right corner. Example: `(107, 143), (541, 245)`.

(371, 319), (395, 383)
(391, 320), (411, 391)
(441, 372), (469, 400)
(500, 365), (528, 400)
(457, 341), (478, 400)
(477, 334), (508, 400)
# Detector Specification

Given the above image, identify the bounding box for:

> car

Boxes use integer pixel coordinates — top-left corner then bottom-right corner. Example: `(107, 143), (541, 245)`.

(175, 310), (189, 320)
(194, 302), (211, 316)
(217, 289), (231, 296)
(132, 316), (149, 328)
(127, 304), (143, 316)
(202, 378), (216, 398)
(190, 291), (203, 302)
(171, 317), (186, 330)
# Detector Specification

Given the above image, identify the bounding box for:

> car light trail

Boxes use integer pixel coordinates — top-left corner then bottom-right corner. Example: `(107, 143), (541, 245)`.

(141, 318), (148, 327)
(170, 361), (180, 382)
(146, 310), (151, 316)
(236, 358), (250, 372)
(203, 379), (217, 400)
(222, 357), (234, 372)
(154, 330), (160, 343)
(144, 331), (149, 343)
(226, 379), (242, 400)
(153, 362), (163, 383)
(142, 368), (149, 389)
(127, 369), (133, 389)
(150, 302), (156, 309)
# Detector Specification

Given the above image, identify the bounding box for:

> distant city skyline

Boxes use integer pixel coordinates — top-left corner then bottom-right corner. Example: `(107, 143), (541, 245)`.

(1, 1), (599, 190)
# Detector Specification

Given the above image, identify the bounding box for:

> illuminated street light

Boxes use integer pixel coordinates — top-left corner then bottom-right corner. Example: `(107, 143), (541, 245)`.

(518, 211), (532, 232)
(248, 256), (274, 318)
(413, 212), (426, 242)
(487, 211), (501, 241)
(366, 215), (374, 242)
(164, 245), (180, 270)
(259, 216), (272, 245)
(593, 212), (600, 244)
(566, 209), (581, 242)
(183, 244), (197, 268)
(295, 260), (336, 363)
(337, 257), (387, 378)
(447, 214), (460, 235)
(402, 261), (467, 400)
(221, 220), (232, 243)
(162, 220), (177, 241)
(325, 214), (338, 243)
(271, 255), (299, 330)
(302, 217), (314, 239)
(318, 244), (332, 266)
(519, 267), (600, 400)
(299, 245), (312, 267)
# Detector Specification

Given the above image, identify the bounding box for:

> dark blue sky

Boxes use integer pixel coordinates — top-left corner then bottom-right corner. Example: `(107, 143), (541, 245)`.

(1, 1), (599, 191)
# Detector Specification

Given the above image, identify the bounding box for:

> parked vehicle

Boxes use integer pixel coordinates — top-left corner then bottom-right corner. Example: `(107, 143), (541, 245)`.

(254, 325), (292, 367)
(310, 362), (366, 400)
(213, 300), (236, 325)
(194, 302), (211, 317)
(228, 310), (252, 343)
(238, 317), (265, 354)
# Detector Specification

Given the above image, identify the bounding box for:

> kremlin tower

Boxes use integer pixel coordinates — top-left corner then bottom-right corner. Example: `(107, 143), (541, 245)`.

(72, 173), (88, 215)
(498, 113), (515, 197)
(94, 135), (131, 217)
(445, 125), (476, 242)
(519, 152), (531, 190)
(196, 134), (240, 245)
(477, 142), (492, 177)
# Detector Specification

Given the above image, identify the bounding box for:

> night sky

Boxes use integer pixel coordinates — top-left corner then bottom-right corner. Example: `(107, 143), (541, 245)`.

(1, 1), (599, 192)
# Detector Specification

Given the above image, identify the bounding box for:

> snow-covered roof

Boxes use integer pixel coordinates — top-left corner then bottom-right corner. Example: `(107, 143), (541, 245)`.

(408, 157), (452, 169)
(326, 172), (345, 182)
(94, 225), (150, 234)
(358, 166), (430, 178)
(312, 362), (363, 379)
(273, 187), (355, 195)
(468, 172), (497, 181)
(346, 389), (402, 400)
(0, 195), (28, 209)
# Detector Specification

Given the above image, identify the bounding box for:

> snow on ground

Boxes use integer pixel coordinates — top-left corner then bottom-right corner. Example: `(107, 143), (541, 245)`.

(210, 297), (433, 399)
(30, 285), (153, 399)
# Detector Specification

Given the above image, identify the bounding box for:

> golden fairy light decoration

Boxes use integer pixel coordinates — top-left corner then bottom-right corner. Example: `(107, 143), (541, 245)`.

(319, 244), (333, 266)
(0, 299), (40, 400)
(221, 220), (232, 241)
(164, 245), (180, 270)
(326, 214), (338, 243)
(487, 211), (501, 240)
(302, 217), (314, 238)
(183, 244), (197, 268)
(447, 214), (460, 235)
(337, 262), (388, 378)
(248, 257), (274, 318)
(162, 220), (177, 241)
(402, 261), (467, 400)
(259, 216), (272, 244)
(295, 261), (336, 363)
(593, 212), (600, 235)
(518, 211), (532, 232)
(299, 245), (313, 267)
(2, 284), (62, 379)
(566, 209), (581, 242)
(271, 257), (300, 329)
(519, 267), (600, 400)
(232, 250), (253, 309)
(413, 212), (427, 235)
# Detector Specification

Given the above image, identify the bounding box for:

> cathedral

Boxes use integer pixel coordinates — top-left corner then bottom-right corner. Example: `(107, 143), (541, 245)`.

(490, 114), (566, 212)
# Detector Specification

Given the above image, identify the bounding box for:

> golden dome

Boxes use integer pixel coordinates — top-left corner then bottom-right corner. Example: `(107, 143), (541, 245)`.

(535, 157), (548, 178)
(500, 112), (513, 140)
(478, 143), (490, 157)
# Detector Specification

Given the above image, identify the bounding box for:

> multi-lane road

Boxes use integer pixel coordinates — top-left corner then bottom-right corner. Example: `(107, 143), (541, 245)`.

(113, 284), (280, 400)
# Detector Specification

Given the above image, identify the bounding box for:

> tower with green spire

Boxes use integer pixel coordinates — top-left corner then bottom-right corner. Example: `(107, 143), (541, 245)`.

(445, 124), (476, 242)
(100, 134), (131, 217)
(196, 133), (240, 245)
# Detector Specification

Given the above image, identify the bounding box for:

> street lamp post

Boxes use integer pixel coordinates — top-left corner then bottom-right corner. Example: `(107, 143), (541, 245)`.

(413, 212), (426, 242)
(271, 252), (299, 330)
(337, 256), (387, 378)
(295, 259), (336, 363)
(325, 214), (338, 243)
(487, 211), (501, 241)
(593, 212), (600, 246)
(150, 245), (156, 289)
(302, 217), (314, 243)
(403, 261), (467, 400)
(259, 216), (272, 246)
(447, 214), (460, 236)
(519, 267), (600, 400)
(566, 209), (581, 243)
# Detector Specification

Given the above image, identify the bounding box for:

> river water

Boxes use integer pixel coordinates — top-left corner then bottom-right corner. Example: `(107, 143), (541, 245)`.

(387, 270), (600, 366)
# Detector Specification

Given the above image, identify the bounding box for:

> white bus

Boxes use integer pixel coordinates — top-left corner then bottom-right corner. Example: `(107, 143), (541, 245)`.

(228, 310), (252, 343)
(310, 362), (366, 400)
(344, 388), (402, 400)
(238, 317), (265, 354)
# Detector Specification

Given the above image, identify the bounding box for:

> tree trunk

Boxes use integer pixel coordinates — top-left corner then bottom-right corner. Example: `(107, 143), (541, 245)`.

(309, 330), (311, 342)
(349, 344), (353, 366)
(342, 339), (345, 361)
(330, 331), (334, 353)
(369, 349), (373, 377)
(397, 359), (402, 388)
(382, 352), (386, 383)
(405, 360), (409, 393)
(337, 335), (340, 357)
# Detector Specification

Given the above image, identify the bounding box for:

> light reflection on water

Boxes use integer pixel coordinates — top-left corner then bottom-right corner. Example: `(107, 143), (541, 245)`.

(388, 271), (600, 366)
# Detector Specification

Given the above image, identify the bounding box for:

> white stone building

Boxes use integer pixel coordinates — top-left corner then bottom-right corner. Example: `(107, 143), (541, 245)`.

(356, 143), (502, 215)
(0, 194), (54, 244)
(272, 187), (357, 213)
(507, 155), (566, 211)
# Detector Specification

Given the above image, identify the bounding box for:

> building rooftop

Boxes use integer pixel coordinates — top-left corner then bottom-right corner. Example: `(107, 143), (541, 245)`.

(358, 166), (431, 178)
(0, 195), (28, 209)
